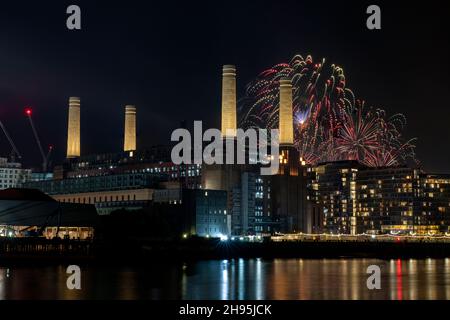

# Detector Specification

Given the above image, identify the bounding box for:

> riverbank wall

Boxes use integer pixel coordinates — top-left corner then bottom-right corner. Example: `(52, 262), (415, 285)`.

(1, 237), (450, 265)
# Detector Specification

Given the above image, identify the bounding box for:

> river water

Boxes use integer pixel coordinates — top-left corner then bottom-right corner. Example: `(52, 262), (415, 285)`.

(1, 258), (449, 299)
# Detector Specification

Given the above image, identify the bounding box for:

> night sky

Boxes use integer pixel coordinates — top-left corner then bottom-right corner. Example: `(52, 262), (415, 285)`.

(0, 0), (449, 172)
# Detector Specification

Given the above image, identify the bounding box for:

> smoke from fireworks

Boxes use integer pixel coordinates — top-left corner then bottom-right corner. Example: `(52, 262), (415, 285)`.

(239, 54), (417, 167)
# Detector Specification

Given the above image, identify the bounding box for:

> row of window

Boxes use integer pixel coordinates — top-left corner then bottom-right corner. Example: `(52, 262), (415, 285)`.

(0, 169), (22, 173)
(60, 194), (138, 204)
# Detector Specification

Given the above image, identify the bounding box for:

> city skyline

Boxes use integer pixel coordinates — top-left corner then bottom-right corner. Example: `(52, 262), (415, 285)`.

(1, 1), (450, 306)
(0, 1), (449, 173)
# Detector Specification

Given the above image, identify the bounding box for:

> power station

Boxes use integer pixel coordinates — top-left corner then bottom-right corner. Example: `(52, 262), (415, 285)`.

(200, 65), (311, 234)
(1, 64), (449, 238)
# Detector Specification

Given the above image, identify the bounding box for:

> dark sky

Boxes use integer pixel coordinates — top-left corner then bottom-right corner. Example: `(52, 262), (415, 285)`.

(0, 0), (449, 172)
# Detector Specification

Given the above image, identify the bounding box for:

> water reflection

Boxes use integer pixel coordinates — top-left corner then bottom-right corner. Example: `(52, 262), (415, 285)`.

(181, 258), (450, 300)
(0, 259), (449, 299)
(408, 259), (418, 300)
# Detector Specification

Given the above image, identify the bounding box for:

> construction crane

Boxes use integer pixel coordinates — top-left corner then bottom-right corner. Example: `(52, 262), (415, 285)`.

(24, 107), (52, 172)
(46, 144), (53, 169)
(0, 120), (22, 162)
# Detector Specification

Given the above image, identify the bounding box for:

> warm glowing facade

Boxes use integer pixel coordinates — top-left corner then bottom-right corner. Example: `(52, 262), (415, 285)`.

(124, 105), (136, 152)
(308, 161), (450, 235)
(221, 65), (237, 137)
(279, 78), (294, 145)
(52, 188), (153, 215)
(66, 97), (81, 158)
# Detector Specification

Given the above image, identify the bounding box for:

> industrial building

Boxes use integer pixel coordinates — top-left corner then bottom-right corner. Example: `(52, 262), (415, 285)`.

(26, 173), (156, 215)
(26, 156), (201, 215)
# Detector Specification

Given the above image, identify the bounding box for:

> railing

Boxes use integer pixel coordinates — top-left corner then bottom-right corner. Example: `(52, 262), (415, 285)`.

(271, 233), (450, 243)
(0, 237), (93, 256)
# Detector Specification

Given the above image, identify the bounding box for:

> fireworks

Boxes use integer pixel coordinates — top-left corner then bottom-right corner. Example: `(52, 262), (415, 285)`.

(239, 54), (417, 167)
